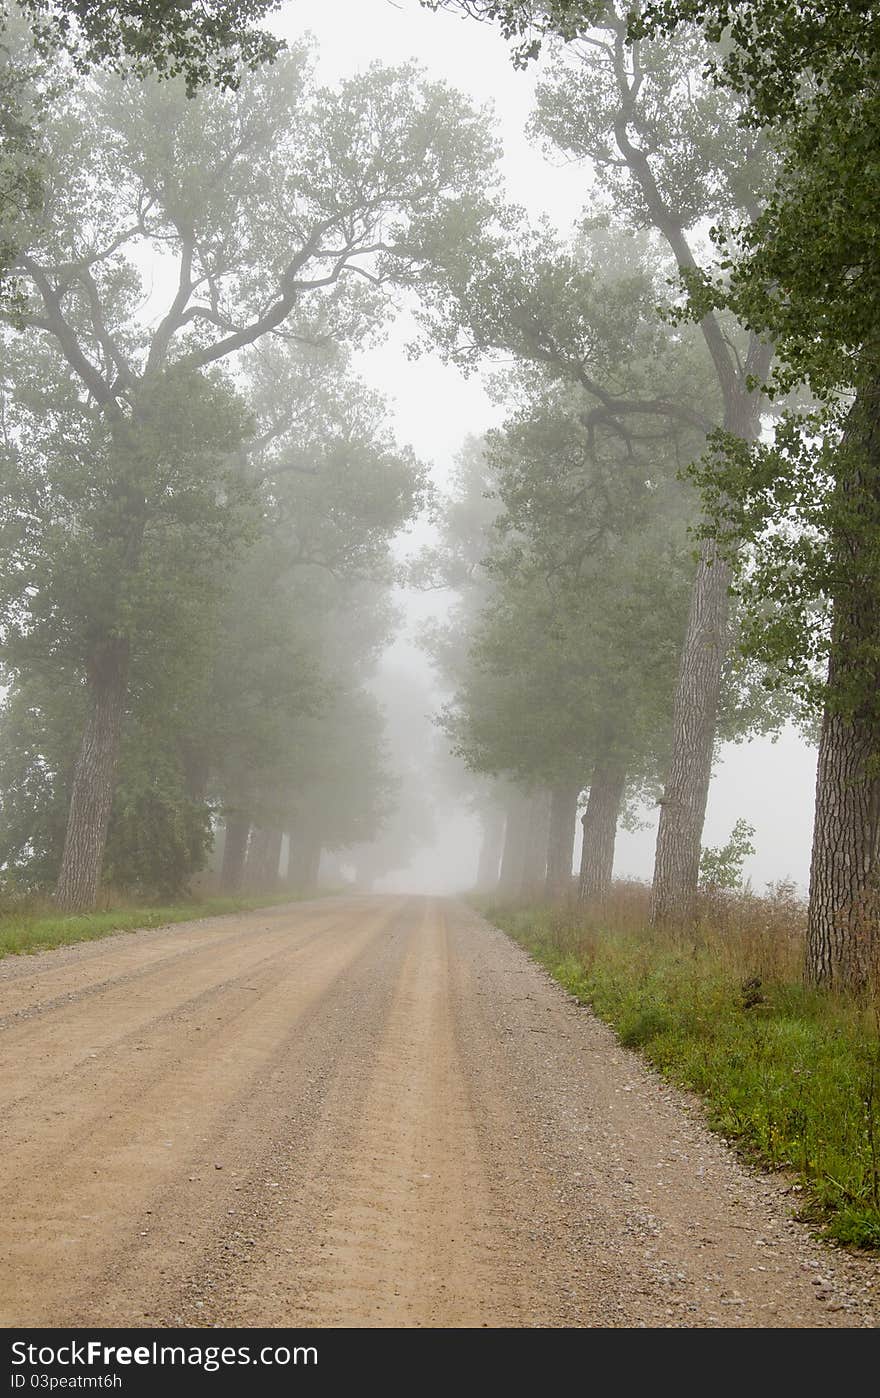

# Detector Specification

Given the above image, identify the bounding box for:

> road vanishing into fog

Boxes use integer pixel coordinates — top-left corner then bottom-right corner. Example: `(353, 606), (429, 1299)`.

(0, 895), (877, 1328)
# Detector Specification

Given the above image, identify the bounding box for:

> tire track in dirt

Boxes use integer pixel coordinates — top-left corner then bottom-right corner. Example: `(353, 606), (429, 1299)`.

(1, 895), (878, 1329)
(0, 900), (371, 1118)
(0, 897), (357, 1027)
(201, 898), (544, 1328)
(0, 897), (407, 1324)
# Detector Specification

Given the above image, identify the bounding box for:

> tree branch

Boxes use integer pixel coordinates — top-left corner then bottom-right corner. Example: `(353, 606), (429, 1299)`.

(17, 256), (119, 411)
(145, 233), (197, 376)
(608, 24), (739, 412)
(75, 266), (136, 389)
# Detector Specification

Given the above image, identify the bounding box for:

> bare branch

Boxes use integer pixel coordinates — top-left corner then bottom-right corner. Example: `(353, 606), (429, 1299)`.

(17, 256), (119, 412)
(75, 266), (136, 389)
(145, 233), (197, 376)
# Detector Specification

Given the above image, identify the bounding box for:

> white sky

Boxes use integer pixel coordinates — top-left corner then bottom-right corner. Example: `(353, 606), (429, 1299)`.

(269, 0), (818, 893)
(275, 0), (588, 471)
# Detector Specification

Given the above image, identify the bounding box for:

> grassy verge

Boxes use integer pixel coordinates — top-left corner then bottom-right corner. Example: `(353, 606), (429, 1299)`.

(0, 890), (311, 961)
(484, 897), (880, 1250)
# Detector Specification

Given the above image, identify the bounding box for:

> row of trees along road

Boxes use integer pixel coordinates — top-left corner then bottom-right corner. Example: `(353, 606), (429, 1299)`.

(425, 0), (880, 991)
(425, 228), (785, 908)
(0, 11), (501, 907)
(420, 4), (775, 933)
(0, 0), (877, 994)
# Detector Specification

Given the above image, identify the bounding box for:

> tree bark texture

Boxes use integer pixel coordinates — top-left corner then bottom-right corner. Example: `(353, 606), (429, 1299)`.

(475, 803), (505, 892)
(55, 638), (130, 911)
(650, 390), (765, 925)
(220, 815), (250, 893)
(497, 790), (533, 897)
(579, 758), (627, 905)
(650, 540), (732, 926)
(519, 790), (550, 897)
(545, 779), (581, 900)
(807, 708), (880, 991)
(807, 378), (880, 991)
(53, 423), (151, 912)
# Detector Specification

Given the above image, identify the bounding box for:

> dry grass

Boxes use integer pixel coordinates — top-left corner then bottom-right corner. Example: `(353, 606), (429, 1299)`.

(482, 879), (880, 1248)
(531, 876), (807, 984)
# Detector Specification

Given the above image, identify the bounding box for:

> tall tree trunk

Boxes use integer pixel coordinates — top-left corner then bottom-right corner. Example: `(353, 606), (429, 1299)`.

(220, 814), (250, 893)
(579, 758), (627, 905)
(55, 638), (130, 911)
(604, 61), (772, 931)
(289, 833), (322, 889)
(245, 826), (267, 887)
(261, 827), (283, 891)
(650, 540), (732, 925)
(520, 790), (550, 897)
(807, 708), (880, 990)
(245, 825), (281, 889)
(545, 779), (581, 900)
(649, 348), (765, 928)
(475, 803), (505, 892)
(497, 790), (532, 897)
(651, 374), (768, 926)
(807, 378), (880, 991)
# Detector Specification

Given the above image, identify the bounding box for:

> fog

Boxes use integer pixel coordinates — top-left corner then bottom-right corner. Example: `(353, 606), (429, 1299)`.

(0, 0), (825, 916)
(2, 0), (874, 1336)
(278, 0), (819, 897)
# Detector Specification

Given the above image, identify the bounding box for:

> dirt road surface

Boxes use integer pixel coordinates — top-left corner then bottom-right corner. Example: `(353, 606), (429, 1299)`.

(0, 895), (877, 1328)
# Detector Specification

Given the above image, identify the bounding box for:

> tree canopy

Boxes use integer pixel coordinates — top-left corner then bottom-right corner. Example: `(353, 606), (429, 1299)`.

(9, 0), (284, 92)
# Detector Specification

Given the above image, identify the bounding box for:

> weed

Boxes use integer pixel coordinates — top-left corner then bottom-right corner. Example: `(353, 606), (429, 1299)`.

(481, 885), (880, 1250)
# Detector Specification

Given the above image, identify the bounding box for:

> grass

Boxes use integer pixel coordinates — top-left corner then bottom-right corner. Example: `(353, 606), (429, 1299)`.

(482, 884), (880, 1251)
(0, 889), (310, 960)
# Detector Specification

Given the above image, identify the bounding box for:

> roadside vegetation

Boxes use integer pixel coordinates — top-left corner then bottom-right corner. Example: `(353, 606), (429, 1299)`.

(484, 882), (880, 1250)
(0, 888), (309, 960)
(4, 1), (880, 1000)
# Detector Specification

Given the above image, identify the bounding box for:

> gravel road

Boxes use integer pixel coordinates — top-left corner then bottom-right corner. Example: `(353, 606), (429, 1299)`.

(0, 894), (877, 1328)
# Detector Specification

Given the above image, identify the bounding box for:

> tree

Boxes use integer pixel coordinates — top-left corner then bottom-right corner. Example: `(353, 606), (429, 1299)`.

(431, 228), (787, 906)
(422, 1), (602, 59)
(0, 16), (48, 313)
(433, 0), (880, 982)
(1, 0), (285, 313)
(0, 333), (425, 900)
(699, 816), (755, 892)
(431, 0), (880, 993)
(416, 434), (521, 894)
(423, 2), (776, 929)
(531, 14), (778, 925)
(440, 358), (700, 903)
(8, 0), (283, 93)
(204, 346), (426, 894)
(633, 2), (880, 988)
(2, 45), (498, 907)
(422, 225), (712, 901)
(445, 517), (693, 903)
(420, 186), (765, 917)
(0, 335), (255, 899)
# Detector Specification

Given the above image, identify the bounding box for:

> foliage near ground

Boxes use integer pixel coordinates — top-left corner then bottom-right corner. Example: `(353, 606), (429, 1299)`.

(0, 889), (309, 960)
(484, 883), (880, 1249)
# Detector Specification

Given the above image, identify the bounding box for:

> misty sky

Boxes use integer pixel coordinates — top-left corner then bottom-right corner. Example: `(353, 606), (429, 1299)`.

(273, 0), (818, 894)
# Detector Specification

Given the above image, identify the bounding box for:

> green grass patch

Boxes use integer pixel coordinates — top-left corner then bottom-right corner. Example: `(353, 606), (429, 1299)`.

(484, 901), (880, 1250)
(0, 891), (311, 960)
